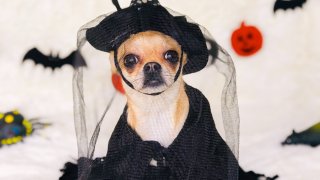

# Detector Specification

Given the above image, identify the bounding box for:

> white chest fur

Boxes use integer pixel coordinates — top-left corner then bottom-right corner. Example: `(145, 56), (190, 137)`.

(125, 80), (189, 148)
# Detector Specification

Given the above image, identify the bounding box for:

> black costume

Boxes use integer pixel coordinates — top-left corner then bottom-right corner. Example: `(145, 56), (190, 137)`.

(71, 0), (240, 179)
(76, 85), (238, 180)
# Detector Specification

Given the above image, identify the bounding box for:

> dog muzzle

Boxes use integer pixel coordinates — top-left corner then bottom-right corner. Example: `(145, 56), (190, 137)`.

(113, 50), (183, 96)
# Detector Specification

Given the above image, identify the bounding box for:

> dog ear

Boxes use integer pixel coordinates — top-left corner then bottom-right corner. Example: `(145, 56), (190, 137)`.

(182, 52), (188, 66)
(109, 51), (118, 73)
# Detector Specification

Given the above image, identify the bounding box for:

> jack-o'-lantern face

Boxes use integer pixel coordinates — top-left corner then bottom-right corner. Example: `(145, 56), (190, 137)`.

(231, 22), (263, 56)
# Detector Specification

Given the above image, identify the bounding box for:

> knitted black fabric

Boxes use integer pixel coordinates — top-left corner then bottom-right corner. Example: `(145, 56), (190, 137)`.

(74, 1), (240, 179)
(78, 84), (238, 180)
(60, 164), (280, 180)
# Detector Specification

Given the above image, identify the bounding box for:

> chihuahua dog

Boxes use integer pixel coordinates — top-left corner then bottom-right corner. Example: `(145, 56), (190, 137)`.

(110, 31), (189, 148)
(60, 30), (238, 180)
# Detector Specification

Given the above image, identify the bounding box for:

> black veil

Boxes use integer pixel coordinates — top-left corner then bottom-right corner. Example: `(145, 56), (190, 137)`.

(73, 0), (240, 179)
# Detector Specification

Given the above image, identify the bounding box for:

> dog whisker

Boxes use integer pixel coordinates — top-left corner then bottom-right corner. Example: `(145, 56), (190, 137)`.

(161, 74), (174, 77)
(161, 73), (173, 76)
(131, 77), (144, 83)
(163, 81), (169, 87)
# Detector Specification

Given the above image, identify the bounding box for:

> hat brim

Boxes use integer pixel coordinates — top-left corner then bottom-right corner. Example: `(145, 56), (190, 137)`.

(86, 4), (212, 74)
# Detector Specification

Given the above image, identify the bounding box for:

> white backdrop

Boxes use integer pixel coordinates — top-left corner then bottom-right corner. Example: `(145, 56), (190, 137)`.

(0, 0), (319, 179)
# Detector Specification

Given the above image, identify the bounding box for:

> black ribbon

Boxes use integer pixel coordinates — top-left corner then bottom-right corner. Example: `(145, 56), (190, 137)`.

(112, 0), (122, 11)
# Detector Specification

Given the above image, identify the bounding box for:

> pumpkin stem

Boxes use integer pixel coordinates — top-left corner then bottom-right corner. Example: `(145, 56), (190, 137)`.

(241, 21), (246, 28)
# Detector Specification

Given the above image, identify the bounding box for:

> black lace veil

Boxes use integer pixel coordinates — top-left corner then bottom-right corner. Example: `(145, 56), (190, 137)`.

(73, 0), (240, 179)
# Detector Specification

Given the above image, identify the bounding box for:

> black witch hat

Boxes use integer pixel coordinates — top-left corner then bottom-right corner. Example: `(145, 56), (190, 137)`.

(86, 0), (210, 74)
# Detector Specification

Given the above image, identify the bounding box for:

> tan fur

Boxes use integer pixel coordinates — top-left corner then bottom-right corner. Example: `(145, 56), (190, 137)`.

(127, 100), (137, 129)
(108, 51), (117, 73)
(109, 31), (189, 147)
(117, 31), (182, 75)
(174, 82), (189, 128)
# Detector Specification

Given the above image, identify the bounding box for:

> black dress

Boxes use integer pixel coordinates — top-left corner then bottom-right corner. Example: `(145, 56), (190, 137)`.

(78, 85), (238, 180)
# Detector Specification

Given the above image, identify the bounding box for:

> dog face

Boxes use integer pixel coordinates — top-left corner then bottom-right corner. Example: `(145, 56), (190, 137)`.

(113, 31), (186, 94)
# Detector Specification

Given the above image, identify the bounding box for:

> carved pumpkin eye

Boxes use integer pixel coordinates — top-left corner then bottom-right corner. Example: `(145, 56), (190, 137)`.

(237, 36), (243, 42)
(164, 50), (179, 64)
(124, 54), (139, 68)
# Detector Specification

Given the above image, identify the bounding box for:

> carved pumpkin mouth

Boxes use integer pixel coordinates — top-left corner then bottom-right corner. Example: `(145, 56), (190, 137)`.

(241, 47), (255, 53)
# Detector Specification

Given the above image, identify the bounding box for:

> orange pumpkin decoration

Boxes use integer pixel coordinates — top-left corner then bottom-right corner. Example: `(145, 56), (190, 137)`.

(112, 73), (125, 94)
(231, 21), (263, 56)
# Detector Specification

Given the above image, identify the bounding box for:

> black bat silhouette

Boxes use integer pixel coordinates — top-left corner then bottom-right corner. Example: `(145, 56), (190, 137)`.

(274, 0), (307, 13)
(202, 38), (219, 66)
(59, 162), (281, 180)
(282, 122), (320, 147)
(207, 38), (219, 64)
(239, 167), (279, 180)
(23, 48), (87, 70)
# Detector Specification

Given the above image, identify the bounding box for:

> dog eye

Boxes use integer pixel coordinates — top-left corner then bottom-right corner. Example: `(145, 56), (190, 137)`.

(124, 54), (139, 68)
(164, 50), (179, 64)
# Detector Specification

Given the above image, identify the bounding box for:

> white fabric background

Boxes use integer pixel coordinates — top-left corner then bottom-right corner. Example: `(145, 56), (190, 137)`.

(0, 0), (319, 179)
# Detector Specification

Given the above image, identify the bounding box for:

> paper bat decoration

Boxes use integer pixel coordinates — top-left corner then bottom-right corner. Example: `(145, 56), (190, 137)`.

(282, 122), (320, 147)
(239, 167), (279, 180)
(59, 163), (280, 180)
(206, 38), (219, 65)
(59, 162), (78, 180)
(0, 110), (50, 147)
(23, 48), (87, 70)
(274, 0), (307, 13)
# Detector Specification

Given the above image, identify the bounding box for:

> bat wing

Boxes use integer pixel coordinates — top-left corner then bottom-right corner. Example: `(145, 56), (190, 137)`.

(23, 48), (87, 70)
(23, 48), (62, 70)
(63, 50), (87, 69)
(274, 0), (307, 13)
(23, 48), (49, 66)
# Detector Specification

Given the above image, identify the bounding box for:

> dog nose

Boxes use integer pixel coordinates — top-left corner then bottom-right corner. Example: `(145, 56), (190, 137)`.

(144, 62), (161, 73)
